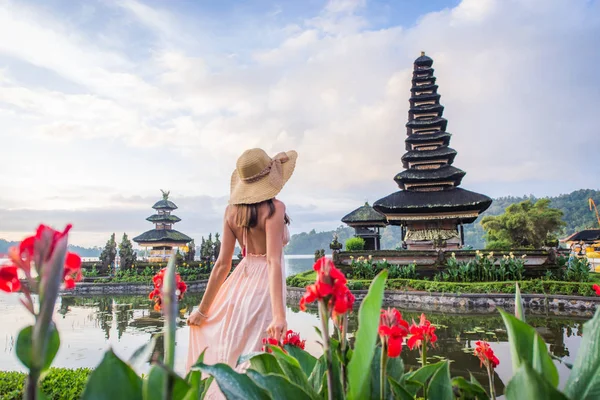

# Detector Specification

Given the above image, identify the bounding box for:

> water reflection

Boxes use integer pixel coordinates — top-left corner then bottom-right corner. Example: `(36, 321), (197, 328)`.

(0, 292), (588, 395)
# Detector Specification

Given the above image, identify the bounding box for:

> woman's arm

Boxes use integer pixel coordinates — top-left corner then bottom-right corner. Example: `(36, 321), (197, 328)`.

(265, 201), (287, 341)
(187, 206), (236, 325)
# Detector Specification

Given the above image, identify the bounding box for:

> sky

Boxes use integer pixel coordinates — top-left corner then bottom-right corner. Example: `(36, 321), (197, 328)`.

(1, 0), (599, 247)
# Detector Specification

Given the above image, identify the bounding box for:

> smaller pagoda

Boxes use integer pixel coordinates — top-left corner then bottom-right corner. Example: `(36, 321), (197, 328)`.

(133, 190), (193, 262)
(341, 202), (388, 250)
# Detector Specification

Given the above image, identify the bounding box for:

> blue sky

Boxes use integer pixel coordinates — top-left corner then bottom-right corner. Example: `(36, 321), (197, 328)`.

(1, 0), (599, 247)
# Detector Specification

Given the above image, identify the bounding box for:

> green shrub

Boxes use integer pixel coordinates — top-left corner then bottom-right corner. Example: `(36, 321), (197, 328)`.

(0, 368), (92, 400)
(345, 237), (365, 251)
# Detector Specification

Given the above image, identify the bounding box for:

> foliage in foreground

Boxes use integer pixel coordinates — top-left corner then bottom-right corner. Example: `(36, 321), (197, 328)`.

(2, 224), (600, 400)
(0, 369), (91, 400)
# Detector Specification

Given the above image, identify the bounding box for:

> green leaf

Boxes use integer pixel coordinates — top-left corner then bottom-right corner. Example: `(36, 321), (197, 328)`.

(402, 361), (444, 396)
(81, 349), (143, 400)
(388, 377), (414, 400)
(284, 345), (317, 378)
(347, 269), (388, 400)
(514, 282), (526, 322)
(308, 356), (326, 393)
(427, 361), (453, 400)
(143, 364), (190, 400)
(247, 370), (315, 400)
(129, 335), (158, 372)
(269, 346), (314, 392)
(16, 323), (60, 372)
(499, 309), (559, 387)
(196, 362), (270, 400)
(505, 364), (568, 400)
(246, 352), (284, 376)
(452, 376), (490, 400)
(564, 307), (600, 400)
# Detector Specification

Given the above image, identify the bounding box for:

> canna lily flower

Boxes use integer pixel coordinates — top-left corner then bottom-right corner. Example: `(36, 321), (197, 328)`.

(300, 257), (353, 315)
(262, 337), (282, 353)
(407, 313), (437, 350)
(0, 265), (21, 293)
(283, 330), (306, 350)
(474, 341), (499, 369)
(593, 284), (600, 296)
(379, 308), (409, 357)
(150, 268), (187, 311)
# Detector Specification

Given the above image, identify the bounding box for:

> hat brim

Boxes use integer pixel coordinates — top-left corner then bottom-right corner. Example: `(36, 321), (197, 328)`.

(229, 150), (297, 205)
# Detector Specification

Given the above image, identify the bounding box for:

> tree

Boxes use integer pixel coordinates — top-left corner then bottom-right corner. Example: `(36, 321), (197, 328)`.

(99, 233), (117, 273)
(481, 199), (565, 250)
(118, 233), (137, 270)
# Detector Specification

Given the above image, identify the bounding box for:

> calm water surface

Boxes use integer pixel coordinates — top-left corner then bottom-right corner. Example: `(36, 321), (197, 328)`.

(0, 255), (589, 396)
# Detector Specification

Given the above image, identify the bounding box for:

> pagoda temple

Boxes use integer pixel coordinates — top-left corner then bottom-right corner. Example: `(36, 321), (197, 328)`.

(373, 52), (492, 250)
(133, 190), (193, 262)
(342, 202), (388, 250)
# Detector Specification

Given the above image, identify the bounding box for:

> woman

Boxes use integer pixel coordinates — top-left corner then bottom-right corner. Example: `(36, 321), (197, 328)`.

(186, 148), (297, 396)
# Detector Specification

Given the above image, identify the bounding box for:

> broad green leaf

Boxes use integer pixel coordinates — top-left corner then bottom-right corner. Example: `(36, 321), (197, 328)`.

(388, 377), (414, 400)
(247, 370), (315, 400)
(237, 352), (263, 366)
(515, 282), (525, 322)
(269, 345), (314, 393)
(499, 309), (559, 387)
(81, 349), (143, 400)
(182, 370), (204, 400)
(284, 344), (318, 377)
(347, 270), (388, 400)
(308, 356), (326, 393)
(505, 364), (568, 400)
(564, 307), (600, 400)
(247, 353), (284, 376)
(196, 362), (270, 400)
(452, 376), (489, 400)
(427, 361), (453, 400)
(129, 335), (158, 372)
(143, 364), (190, 400)
(402, 361), (444, 396)
(16, 323), (60, 371)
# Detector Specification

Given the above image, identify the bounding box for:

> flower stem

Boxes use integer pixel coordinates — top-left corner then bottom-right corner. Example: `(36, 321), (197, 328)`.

(380, 343), (388, 400)
(340, 314), (348, 395)
(319, 301), (334, 400)
(487, 364), (496, 400)
(162, 253), (178, 400)
(421, 340), (427, 367)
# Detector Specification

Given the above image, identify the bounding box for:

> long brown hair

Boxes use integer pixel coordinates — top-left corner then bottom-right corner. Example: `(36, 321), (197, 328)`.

(234, 199), (291, 228)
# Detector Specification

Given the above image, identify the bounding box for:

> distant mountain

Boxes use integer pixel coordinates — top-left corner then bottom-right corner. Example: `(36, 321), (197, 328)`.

(285, 189), (600, 253)
(0, 239), (102, 257)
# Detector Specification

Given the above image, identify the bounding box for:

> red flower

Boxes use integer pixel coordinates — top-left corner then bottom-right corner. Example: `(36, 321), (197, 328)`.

(262, 337), (281, 353)
(299, 257), (354, 316)
(407, 313), (437, 350)
(0, 266), (21, 293)
(379, 308), (409, 357)
(474, 341), (499, 369)
(593, 284), (600, 296)
(9, 224), (81, 289)
(283, 330), (306, 350)
(149, 268), (187, 311)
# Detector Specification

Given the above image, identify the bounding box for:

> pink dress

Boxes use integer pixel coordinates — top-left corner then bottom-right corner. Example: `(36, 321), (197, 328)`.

(186, 226), (289, 399)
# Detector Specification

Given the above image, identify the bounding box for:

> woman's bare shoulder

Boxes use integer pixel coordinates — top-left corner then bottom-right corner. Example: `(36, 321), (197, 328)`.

(272, 199), (286, 213)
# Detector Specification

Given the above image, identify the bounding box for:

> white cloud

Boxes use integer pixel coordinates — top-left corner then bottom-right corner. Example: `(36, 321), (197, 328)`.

(0, 0), (599, 245)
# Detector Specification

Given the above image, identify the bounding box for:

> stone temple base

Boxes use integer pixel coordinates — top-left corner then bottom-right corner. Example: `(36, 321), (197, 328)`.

(405, 236), (461, 251)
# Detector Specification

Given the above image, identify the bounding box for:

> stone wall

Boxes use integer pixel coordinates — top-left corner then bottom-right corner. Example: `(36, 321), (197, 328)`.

(287, 286), (600, 313)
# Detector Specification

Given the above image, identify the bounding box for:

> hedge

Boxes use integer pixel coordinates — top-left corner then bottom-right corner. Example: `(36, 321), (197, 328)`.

(286, 271), (598, 297)
(0, 368), (91, 399)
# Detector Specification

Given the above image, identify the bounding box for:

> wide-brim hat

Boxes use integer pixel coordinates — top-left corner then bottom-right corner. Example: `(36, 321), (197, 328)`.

(229, 148), (297, 205)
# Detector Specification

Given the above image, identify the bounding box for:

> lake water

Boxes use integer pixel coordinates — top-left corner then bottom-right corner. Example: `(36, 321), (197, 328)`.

(0, 255), (589, 396)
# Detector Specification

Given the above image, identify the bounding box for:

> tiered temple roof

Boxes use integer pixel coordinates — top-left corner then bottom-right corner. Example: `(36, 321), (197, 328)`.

(133, 191), (192, 246)
(374, 53), (491, 248)
(341, 202), (387, 227)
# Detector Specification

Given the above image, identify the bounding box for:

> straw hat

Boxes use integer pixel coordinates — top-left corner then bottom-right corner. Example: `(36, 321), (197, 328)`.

(229, 148), (298, 205)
